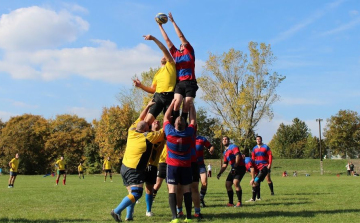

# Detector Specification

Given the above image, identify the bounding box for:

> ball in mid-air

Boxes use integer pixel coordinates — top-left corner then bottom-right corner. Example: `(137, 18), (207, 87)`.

(155, 13), (168, 24)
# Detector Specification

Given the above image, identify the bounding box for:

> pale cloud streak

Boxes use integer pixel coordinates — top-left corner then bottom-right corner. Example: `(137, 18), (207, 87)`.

(279, 97), (327, 106)
(270, 0), (346, 44)
(320, 16), (360, 36)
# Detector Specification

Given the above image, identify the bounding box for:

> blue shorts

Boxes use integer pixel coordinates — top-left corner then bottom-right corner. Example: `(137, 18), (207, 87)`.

(198, 164), (206, 174)
(10, 171), (18, 177)
(166, 165), (192, 185)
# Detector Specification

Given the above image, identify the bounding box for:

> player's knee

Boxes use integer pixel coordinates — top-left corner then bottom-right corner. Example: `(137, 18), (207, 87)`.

(130, 187), (143, 201)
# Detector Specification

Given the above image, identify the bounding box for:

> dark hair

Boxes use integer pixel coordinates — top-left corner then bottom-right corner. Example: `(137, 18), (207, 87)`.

(222, 136), (230, 141)
(256, 135), (262, 140)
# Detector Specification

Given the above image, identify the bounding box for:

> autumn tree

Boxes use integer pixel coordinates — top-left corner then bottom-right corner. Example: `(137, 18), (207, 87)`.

(94, 104), (136, 172)
(0, 114), (49, 174)
(323, 110), (360, 158)
(198, 42), (285, 153)
(45, 114), (93, 173)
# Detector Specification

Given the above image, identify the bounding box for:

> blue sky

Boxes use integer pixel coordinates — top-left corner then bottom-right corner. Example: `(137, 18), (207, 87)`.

(0, 0), (359, 143)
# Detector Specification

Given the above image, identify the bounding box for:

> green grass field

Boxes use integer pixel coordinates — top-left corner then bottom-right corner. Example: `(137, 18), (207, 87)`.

(1, 159), (359, 223)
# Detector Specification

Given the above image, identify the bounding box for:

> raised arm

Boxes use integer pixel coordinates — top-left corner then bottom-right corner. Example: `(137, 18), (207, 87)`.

(144, 35), (174, 63)
(168, 12), (188, 45)
(133, 78), (156, 94)
(139, 100), (156, 121)
(164, 99), (176, 123)
(158, 23), (174, 49)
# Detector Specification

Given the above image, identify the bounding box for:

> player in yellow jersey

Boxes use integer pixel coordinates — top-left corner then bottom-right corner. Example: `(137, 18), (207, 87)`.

(78, 162), (84, 179)
(133, 34), (176, 125)
(152, 143), (168, 202)
(110, 101), (165, 222)
(8, 153), (20, 188)
(144, 122), (166, 217)
(55, 156), (66, 185)
(103, 157), (113, 182)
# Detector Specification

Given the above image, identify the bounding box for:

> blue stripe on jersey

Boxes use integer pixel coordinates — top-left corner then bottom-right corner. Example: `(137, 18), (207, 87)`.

(175, 54), (192, 63)
(177, 68), (193, 77)
(168, 151), (191, 160)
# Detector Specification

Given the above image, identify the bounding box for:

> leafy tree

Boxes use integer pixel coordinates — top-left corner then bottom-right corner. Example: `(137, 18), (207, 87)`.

(94, 104), (136, 172)
(0, 114), (49, 174)
(45, 114), (93, 173)
(83, 142), (102, 174)
(197, 42), (285, 153)
(269, 118), (310, 158)
(323, 110), (360, 158)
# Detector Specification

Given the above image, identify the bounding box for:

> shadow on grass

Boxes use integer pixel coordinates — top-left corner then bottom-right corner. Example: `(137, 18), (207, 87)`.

(210, 201), (311, 208)
(204, 208), (360, 219)
(0, 218), (91, 223)
(282, 192), (331, 195)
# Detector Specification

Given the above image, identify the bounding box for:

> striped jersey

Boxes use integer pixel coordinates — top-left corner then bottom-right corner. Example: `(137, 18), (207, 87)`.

(195, 136), (212, 165)
(251, 143), (272, 170)
(170, 43), (195, 81)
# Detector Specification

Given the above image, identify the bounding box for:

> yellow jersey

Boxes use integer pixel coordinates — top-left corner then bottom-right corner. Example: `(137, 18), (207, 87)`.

(78, 165), (83, 172)
(10, 158), (19, 172)
(148, 140), (166, 166)
(152, 61), (176, 93)
(123, 118), (165, 170)
(56, 160), (66, 170)
(158, 143), (168, 164)
(103, 160), (112, 170)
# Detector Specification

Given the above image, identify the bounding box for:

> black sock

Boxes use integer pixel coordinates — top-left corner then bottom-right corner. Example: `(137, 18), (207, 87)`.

(257, 185), (261, 199)
(268, 182), (274, 193)
(227, 190), (234, 204)
(184, 192), (192, 219)
(236, 190), (242, 203)
(200, 188), (207, 200)
(169, 193), (177, 219)
(153, 189), (158, 200)
(181, 112), (188, 122)
(252, 186), (256, 200)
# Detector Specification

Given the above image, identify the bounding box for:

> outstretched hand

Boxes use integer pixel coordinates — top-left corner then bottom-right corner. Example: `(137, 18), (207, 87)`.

(168, 12), (174, 22)
(143, 35), (154, 41)
(133, 78), (141, 87)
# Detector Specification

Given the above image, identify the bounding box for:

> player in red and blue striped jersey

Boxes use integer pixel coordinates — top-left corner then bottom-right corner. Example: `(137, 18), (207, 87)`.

(244, 156), (261, 202)
(158, 12), (198, 124)
(196, 136), (214, 208)
(163, 99), (196, 223)
(217, 136), (246, 207)
(251, 135), (274, 195)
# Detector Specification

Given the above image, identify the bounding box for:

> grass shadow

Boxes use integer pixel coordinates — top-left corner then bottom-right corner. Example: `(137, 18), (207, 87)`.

(0, 218), (92, 223)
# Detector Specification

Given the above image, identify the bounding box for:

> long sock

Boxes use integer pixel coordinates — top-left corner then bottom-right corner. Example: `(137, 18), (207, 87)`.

(126, 203), (135, 219)
(252, 186), (256, 200)
(63, 179), (66, 185)
(145, 193), (153, 212)
(200, 187), (207, 200)
(110, 175), (112, 180)
(227, 190), (234, 204)
(177, 206), (182, 214)
(184, 192), (192, 219)
(56, 179), (59, 185)
(257, 185), (261, 199)
(152, 189), (158, 201)
(194, 207), (201, 215)
(236, 190), (242, 203)
(169, 193), (177, 219)
(268, 182), (274, 193)
(181, 112), (188, 122)
(104, 176), (106, 181)
(114, 194), (135, 214)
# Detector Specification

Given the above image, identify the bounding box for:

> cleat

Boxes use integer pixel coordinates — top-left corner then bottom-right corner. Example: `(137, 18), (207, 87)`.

(256, 198), (261, 201)
(110, 209), (122, 222)
(146, 211), (154, 217)
(125, 218), (133, 221)
(170, 219), (180, 223)
(234, 202), (242, 207)
(271, 192), (275, 195)
(177, 211), (184, 218)
(184, 218), (193, 223)
(246, 198), (255, 202)
(226, 203), (234, 207)
(194, 213), (203, 219)
(200, 199), (206, 208)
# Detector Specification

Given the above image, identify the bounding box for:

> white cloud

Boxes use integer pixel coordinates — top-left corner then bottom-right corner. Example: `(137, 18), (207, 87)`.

(270, 0), (346, 44)
(0, 42), (162, 84)
(320, 17), (360, 36)
(0, 6), (89, 50)
(10, 100), (38, 109)
(0, 110), (18, 122)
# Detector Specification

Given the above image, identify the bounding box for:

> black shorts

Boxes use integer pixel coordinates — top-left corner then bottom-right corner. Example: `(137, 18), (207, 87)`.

(144, 165), (158, 185)
(59, 170), (66, 175)
(167, 165), (192, 185)
(105, 169), (112, 174)
(149, 92), (174, 118)
(79, 171), (84, 174)
(191, 162), (200, 182)
(174, 80), (198, 98)
(198, 164), (206, 174)
(226, 166), (246, 182)
(120, 164), (145, 186)
(157, 162), (167, 179)
(255, 166), (269, 183)
(10, 171), (18, 177)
